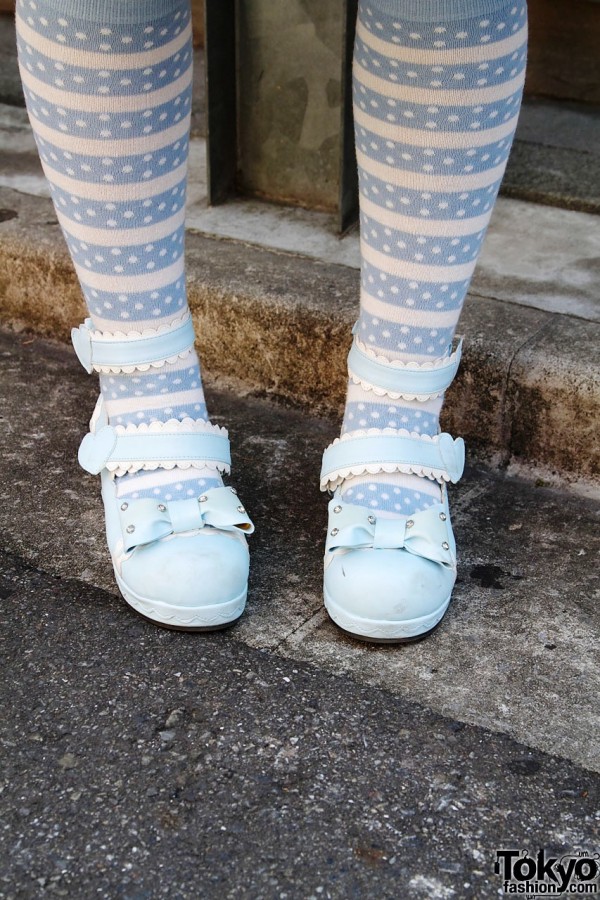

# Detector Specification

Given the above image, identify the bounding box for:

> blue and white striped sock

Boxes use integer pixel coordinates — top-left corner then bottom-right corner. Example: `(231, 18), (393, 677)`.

(340, 0), (527, 516)
(16, 0), (223, 503)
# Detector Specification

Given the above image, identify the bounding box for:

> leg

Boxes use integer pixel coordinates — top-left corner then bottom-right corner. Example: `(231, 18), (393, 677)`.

(321, 0), (527, 641)
(16, 0), (254, 628)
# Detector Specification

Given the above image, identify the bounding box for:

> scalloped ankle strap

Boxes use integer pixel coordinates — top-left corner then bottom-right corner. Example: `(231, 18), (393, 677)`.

(348, 326), (463, 400)
(71, 314), (195, 374)
(320, 431), (465, 492)
(78, 423), (231, 476)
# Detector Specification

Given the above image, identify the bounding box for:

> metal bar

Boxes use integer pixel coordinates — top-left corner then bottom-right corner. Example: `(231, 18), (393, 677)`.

(204, 0), (237, 205)
(337, 0), (359, 235)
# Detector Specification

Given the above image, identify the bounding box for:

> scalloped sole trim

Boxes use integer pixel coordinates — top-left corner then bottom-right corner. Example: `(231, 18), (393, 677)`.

(324, 590), (451, 641)
(348, 373), (443, 402)
(115, 568), (246, 630)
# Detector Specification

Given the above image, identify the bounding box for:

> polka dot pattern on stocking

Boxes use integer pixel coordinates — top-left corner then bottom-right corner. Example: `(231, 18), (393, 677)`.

(16, 0), (222, 502)
(339, 0), (527, 516)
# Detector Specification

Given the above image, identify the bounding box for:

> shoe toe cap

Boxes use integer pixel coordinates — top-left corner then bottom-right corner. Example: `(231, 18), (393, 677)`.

(325, 548), (455, 624)
(120, 530), (249, 610)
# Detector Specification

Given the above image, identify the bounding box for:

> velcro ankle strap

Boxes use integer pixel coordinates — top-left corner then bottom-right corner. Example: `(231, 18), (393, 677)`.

(348, 328), (462, 400)
(78, 423), (231, 476)
(320, 431), (465, 491)
(71, 314), (195, 374)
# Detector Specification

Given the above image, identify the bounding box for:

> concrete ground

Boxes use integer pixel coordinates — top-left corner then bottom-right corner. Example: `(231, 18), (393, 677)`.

(1, 329), (599, 898)
(2, 548), (599, 899)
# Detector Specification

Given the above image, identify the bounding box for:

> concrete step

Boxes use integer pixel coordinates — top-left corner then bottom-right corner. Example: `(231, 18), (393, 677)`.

(0, 91), (599, 484)
(1, 329), (598, 776)
(505, 97), (600, 216)
(0, 173), (598, 485)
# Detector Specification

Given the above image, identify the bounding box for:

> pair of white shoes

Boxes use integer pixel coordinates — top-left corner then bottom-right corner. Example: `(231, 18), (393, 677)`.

(73, 315), (465, 643)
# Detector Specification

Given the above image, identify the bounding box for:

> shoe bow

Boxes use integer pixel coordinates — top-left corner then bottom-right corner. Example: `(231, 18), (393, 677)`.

(326, 501), (455, 567)
(118, 487), (254, 552)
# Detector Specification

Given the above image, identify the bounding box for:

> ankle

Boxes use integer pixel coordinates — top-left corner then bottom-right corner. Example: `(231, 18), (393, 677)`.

(99, 351), (209, 429)
(340, 470), (440, 517)
(115, 468), (223, 502)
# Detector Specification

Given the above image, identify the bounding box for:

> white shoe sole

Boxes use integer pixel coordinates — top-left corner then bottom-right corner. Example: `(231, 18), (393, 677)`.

(114, 568), (246, 631)
(324, 589), (451, 644)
